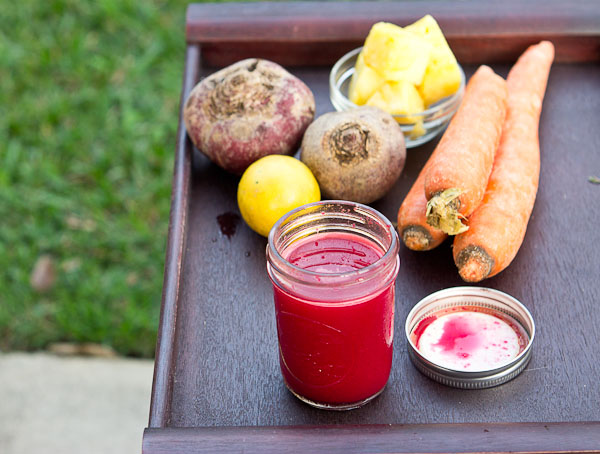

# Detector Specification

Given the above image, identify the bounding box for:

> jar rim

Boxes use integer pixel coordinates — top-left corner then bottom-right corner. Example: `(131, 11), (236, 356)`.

(267, 200), (399, 282)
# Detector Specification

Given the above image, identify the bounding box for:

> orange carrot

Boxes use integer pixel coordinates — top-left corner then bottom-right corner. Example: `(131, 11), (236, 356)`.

(453, 41), (555, 282)
(424, 65), (507, 235)
(398, 158), (447, 251)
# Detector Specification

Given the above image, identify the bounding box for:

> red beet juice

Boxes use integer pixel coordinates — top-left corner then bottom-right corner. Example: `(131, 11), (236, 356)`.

(272, 232), (396, 408)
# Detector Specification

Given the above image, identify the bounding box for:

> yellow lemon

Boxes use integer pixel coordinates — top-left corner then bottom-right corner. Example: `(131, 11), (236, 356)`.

(237, 155), (320, 237)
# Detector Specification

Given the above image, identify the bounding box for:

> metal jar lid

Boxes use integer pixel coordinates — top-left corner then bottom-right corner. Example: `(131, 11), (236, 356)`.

(405, 287), (535, 389)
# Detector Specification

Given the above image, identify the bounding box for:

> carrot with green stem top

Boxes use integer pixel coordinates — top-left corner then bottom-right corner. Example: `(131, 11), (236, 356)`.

(453, 41), (555, 282)
(424, 65), (507, 235)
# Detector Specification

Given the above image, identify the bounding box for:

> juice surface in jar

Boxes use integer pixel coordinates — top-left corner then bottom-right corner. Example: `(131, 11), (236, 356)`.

(272, 231), (395, 407)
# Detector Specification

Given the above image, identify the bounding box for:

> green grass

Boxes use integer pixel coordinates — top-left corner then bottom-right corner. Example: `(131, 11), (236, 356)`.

(0, 0), (195, 357)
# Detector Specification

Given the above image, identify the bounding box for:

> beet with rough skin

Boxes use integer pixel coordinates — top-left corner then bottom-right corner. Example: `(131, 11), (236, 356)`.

(183, 58), (315, 174)
(300, 106), (406, 204)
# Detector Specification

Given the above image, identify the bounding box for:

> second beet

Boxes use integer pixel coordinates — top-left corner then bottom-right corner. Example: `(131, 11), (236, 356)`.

(300, 106), (406, 204)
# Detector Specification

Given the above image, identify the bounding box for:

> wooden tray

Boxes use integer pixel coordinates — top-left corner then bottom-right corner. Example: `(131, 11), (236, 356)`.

(143, 2), (600, 452)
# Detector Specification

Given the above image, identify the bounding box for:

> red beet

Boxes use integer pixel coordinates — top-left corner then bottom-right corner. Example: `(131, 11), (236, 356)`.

(183, 59), (315, 174)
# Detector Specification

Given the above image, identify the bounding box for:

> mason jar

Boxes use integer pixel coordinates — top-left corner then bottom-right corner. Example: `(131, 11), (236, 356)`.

(266, 200), (400, 410)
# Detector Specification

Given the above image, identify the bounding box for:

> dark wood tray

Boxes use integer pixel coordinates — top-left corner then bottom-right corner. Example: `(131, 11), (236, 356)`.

(143, 2), (600, 452)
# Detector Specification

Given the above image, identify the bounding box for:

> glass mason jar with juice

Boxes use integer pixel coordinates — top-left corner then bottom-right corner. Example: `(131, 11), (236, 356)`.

(267, 201), (400, 410)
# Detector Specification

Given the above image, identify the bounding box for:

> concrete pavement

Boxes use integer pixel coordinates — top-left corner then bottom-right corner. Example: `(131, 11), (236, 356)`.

(0, 352), (153, 454)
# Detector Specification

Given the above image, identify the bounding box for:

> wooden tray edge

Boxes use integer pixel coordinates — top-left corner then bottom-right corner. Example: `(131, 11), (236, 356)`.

(185, 1), (600, 64)
(143, 421), (600, 454)
(148, 44), (199, 428)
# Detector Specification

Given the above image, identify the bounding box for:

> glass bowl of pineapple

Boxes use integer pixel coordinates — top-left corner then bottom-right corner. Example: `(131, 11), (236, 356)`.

(330, 45), (465, 149)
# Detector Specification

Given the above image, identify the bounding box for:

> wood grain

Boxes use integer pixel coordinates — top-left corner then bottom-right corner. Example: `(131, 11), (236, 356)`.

(143, 422), (600, 454)
(148, 44), (199, 428)
(187, 1), (600, 66)
(146, 2), (600, 453)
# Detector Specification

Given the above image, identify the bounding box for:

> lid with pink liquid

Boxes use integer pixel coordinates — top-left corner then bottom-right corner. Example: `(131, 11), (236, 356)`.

(405, 287), (535, 389)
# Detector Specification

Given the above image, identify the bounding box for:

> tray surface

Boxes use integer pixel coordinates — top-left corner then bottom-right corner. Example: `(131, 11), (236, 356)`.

(169, 62), (600, 427)
(145, 1), (600, 452)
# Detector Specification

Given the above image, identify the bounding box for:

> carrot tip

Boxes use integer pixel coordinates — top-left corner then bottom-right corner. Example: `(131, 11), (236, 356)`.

(402, 226), (432, 251)
(426, 188), (468, 235)
(455, 245), (494, 282)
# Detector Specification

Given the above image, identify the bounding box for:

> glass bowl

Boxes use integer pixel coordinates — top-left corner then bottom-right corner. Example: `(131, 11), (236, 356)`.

(329, 47), (465, 148)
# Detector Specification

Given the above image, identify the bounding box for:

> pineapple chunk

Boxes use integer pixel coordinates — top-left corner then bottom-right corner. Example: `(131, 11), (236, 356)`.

(409, 120), (426, 140)
(405, 15), (461, 106)
(348, 52), (384, 105)
(405, 15), (450, 54)
(365, 80), (424, 121)
(418, 61), (462, 107)
(362, 22), (432, 85)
